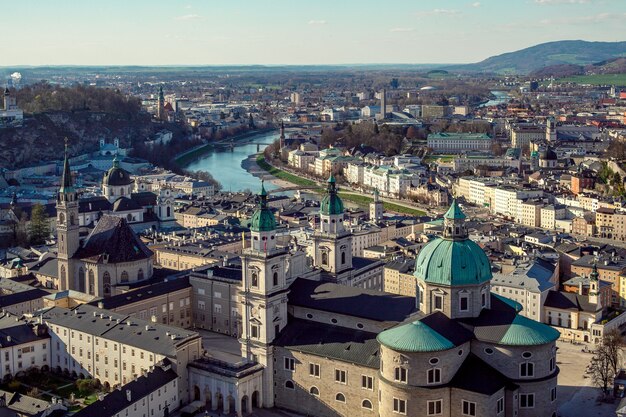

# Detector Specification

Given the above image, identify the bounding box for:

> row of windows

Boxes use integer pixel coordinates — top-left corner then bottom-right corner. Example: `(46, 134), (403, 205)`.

(283, 359), (375, 389)
(393, 366), (441, 384)
(285, 383), (374, 410)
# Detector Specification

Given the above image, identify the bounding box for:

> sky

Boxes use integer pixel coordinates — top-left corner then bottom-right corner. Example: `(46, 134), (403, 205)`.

(3, 0), (626, 66)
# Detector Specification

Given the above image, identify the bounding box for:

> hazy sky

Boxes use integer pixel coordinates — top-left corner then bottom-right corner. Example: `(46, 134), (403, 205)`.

(4, 0), (625, 65)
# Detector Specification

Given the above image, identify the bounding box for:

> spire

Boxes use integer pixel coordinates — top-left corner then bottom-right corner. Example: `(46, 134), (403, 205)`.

(60, 138), (74, 193)
(590, 262), (599, 281)
(158, 85), (164, 100)
(320, 174), (344, 216)
(250, 180), (276, 232)
(373, 188), (380, 202)
(444, 199), (466, 220)
(112, 155), (120, 168)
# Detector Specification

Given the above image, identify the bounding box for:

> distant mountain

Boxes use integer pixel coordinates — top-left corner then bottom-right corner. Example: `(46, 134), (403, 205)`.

(528, 57), (626, 78)
(446, 40), (626, 75)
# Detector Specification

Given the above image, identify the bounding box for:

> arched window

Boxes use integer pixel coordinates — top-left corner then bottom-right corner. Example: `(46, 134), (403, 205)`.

(59, 213), (65, 225)
(88, 270), (95, 295)
(166, 206), (171, 218)
(251, 272), (258, 288)
(137, 269), (144, 281)
(362, 399), (373, 410)
(78, 267), (86, 292)
(120, 187), (125, 196)
(273, 272), (278, 286)
(285, 381), (295, 390)
(70, 214), (75, 226)
(335, 393), (345, 403)
(341, 252), (346, 265)
(103, 272), (111, 297)
(309, 386), (319, 397)
(120, 271), (129, 283)
(321, 252), (328, 266)
(60, 265), (66, 283)
(127, 213), (132, 222)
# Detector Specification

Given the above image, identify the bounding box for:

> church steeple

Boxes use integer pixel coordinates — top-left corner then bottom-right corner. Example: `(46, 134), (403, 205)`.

(60, 139), (74, 194)
(443, 199), (468, 240)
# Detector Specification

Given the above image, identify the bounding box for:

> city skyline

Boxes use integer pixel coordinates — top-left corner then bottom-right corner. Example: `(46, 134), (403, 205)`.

(5, 0), (626, 66)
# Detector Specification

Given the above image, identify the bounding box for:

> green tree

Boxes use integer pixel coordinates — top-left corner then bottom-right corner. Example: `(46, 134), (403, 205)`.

(28, 204), (50, 245)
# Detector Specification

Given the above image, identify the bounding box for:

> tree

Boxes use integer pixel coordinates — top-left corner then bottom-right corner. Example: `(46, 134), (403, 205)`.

(590, 329), (624, 396)
(28, 204), (50, 245)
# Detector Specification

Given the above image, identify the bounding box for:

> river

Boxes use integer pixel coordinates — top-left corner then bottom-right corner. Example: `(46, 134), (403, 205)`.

(182, 130), (280, 193)
(479, 90), (512, 107)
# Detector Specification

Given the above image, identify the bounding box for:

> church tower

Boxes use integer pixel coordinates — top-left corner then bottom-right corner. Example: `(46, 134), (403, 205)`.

(312, 175), (353, 283)
(279, 121), (285, 149)
(56, 140), (80, 291)
(156, 86), (165, 120)
(240, 182), (289, 408)
(589, 262), (600, 307)
(369, 188), (383, 222)
(546, 116), (556, 142)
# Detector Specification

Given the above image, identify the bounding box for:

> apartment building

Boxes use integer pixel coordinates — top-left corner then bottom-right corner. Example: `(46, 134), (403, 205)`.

(510, 124), (544, 149)
(426, 132), (492, 152)
(0, 313), (50, 380)
(42, 304), (202, 401)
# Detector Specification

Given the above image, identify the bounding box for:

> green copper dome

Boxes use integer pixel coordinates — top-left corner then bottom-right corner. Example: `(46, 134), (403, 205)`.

(475, 314), (560, 346)
(415, 201), (491, 286)
(250, 182), (276, 232)
(377, 320), (455, 352)
(320, 174), (344, 216)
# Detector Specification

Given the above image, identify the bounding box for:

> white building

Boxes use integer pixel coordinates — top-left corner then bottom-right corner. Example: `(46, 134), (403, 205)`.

(0, 313), (50, 380)
(427, 133), (492, 153)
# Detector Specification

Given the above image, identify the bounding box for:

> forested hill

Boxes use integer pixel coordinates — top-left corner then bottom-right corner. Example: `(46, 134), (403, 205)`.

(0, 83), (161, 169)
(446, 40), (626, 74)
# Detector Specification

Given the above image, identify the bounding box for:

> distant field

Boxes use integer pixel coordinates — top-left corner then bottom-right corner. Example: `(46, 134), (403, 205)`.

(558, 73), (626, 85)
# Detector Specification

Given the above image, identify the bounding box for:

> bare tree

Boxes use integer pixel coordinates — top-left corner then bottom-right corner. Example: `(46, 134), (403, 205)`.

(590, 329), (624, 396)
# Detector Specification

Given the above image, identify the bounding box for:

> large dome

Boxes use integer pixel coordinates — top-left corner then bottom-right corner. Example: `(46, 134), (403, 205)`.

(103, 158), (132, 186)
(415, 201), (492, 286)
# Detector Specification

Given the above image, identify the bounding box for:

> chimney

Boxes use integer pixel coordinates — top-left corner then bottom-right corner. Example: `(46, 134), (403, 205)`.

(126, 389), (131, 402)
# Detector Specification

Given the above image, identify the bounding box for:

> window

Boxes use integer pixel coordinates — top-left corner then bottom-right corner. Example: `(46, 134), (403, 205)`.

(285, 380), (295, 390)
(362, 399), (373, 410)
(520, 393), (534, 408)
(497, 397), (504, 414)
(393, 398), (406, 414)
(310, 386), (320, 396)
(120, 271), (129, 283)
(520, 362), (534, 378)
(549, 356), (556, 372)
(434, 294), (443, 310)
(459, 294), (469, 312)
(427, 399), (443, 415)
(309, 363), (320, 377)
(198, 301), (205, 310)
(273, 272), (278, 286)
(550, 387), (557, 402)
(214, 304), (222, 314)
(462, 400), (476, 416)
(361, 375), (373, 390)
(429, 358), (439, 365)
(251, 272), (258, 288)
(284, 357), (295, 371)
(522, 351), (532, 359)
(427, 368), (441, 384)
(335, 369), (347, 384)
(481, 291), (487, 307)
(335, 393), (345, 403)
(484, 348), (494, 355)
(251, 325), (259, 339)
(394, 367), (407, 383)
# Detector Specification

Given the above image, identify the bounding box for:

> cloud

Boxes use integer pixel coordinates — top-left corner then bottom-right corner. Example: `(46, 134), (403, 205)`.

(471, 2), (481, 7)
(184, 4), (192, 9)
(175, 14), (202, 21)
(415, 9), (460, 17)
(540, 12), (625, 24)
(308, 20), (327, 25)
(389, 27), (414, 32)
(535, 0), (590, 4)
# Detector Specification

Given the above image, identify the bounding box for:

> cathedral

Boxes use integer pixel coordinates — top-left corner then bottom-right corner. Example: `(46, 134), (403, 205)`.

(230, 190), (560, 417)
(56, 146), (156, 297)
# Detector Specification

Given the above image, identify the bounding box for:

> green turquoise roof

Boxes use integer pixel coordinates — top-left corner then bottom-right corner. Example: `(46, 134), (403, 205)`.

(320, 174), (344, 216)
(377, 320), (455, 352)
(415, 238), (492, 286)
(444, 199), (465, 220)
(250, 182), (276, 232)
(495, 314), (560, 346)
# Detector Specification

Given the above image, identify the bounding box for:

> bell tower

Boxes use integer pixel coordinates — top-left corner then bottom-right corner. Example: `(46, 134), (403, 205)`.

(56, 139), (80, 291)
(240, 182), (289, 408)
(369, 188), (383, 222)
(443, 199), (468, 240)
(312, 175), (353, 283)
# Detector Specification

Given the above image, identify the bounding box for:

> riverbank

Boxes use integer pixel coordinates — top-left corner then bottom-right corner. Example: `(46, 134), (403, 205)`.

(253, 156), (426, 216)
(175, 127), (276, 166)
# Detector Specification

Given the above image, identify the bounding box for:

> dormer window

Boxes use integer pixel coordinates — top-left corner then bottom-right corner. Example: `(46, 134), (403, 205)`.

(433, 294), (443, 311)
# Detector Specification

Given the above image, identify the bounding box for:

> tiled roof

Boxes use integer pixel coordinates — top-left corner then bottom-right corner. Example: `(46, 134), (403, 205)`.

(74, 215), (153, 263)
